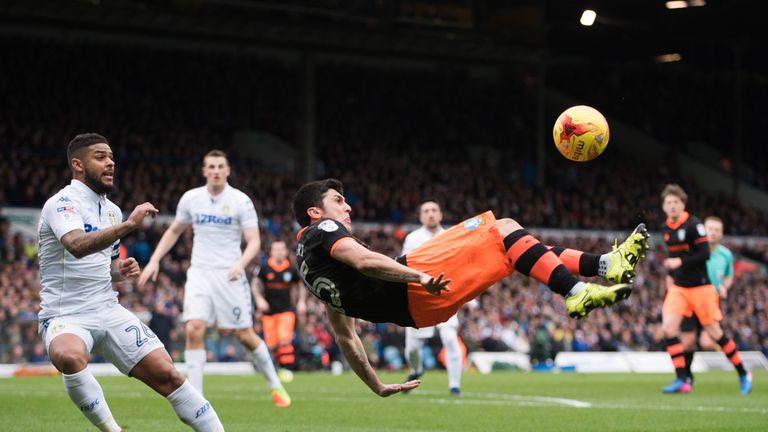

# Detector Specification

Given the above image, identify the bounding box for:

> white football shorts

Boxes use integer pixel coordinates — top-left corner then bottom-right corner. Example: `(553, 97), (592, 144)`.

(183, 266), (253, 329)
(406, 313), (460, 340)
(39, 303), (164, 376)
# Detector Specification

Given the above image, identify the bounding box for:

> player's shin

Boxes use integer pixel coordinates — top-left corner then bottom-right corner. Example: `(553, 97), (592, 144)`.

(664, 337), (689, 380)
(684, 351), (695, 383)
(405, 335), (425, 377)
(62, 367), (121, 432)
(504, 230), (580, 296)
(717, 335), (748, 376)
(184, 349), (206, 393)
(252, 342), (282, 389)
(439, 328), (462, 391)
(166, 380), (224, 432)
(547, 247), (601, 277)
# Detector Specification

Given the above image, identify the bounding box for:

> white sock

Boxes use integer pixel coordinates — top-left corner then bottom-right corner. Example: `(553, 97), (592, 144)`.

(405, 333), (424, 375)
(598, 254), (611, 277)
(166, 380), (224, 432)
(185, 349), (206, 394)
(439, 327), (462, 390)
(252, 342), (281, 389)
(567, 281), (586, 297)
(62, 367), (120, 432)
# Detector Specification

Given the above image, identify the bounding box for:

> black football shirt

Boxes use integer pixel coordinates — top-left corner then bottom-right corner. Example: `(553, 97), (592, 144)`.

(296, 218), (415, 326)
(257, 258), (300, 315)
(662, 211), (711, 287)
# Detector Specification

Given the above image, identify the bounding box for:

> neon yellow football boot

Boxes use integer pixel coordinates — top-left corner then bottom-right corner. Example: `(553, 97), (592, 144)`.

(271, 386), (292, 408)
(604, 223), (650, 284)
(565, 283), (632, 319)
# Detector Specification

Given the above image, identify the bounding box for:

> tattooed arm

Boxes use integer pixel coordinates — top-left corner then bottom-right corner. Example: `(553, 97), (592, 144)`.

(330, 238), (450, 295)
(325, 305), (420, 396)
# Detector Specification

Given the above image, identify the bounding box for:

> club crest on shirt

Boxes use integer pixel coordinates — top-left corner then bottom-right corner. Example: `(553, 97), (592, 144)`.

(318, 220), (338, 232)
(463, 216), (484, 231)
(107, 210), (117, 226)
(283, 272), (293, 282)
(677, 229), (686, 241)
(222, 205), (230, 215)
(696, 223), (706, 236)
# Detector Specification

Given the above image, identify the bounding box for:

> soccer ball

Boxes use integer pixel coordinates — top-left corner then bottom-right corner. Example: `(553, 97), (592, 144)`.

(552, 105), (610, 162)
(277, 368), (294, 383)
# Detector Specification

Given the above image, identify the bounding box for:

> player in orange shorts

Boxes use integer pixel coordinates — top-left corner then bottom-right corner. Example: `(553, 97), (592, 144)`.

(659, 184), (751, 395)
(253, 240), (306, 372)
(292, 179), (649, 396)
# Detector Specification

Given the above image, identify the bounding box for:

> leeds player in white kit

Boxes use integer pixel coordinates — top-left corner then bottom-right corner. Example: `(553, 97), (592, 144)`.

(139, 150), (290, 407)
(39, 133), (224, 431)
(402, 201), (463, 395)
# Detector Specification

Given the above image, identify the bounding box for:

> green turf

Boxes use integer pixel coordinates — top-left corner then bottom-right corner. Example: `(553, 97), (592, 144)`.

(0, 370), (765, 431)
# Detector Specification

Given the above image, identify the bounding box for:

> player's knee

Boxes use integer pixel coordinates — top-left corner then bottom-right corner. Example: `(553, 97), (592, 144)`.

(154, 361), (186, 390)
(53, 349), (88, 374)
(234, 328), (256, 346)
(680, 336), (696, 351)
(185, 321), (206, 344)
(166, 366), (187, 389)
(661, 322), (679, 337)
(699, 339), (716, 351)
(495, 218), (523, 237)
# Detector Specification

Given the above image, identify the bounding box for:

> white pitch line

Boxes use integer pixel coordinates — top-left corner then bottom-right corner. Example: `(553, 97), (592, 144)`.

(311, 388), (767, 415)
(595, 402), (768, 415)
(416, 390), (592, 408)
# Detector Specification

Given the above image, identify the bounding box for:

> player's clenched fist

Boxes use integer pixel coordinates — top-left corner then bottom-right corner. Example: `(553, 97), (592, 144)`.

(119, 257), (141, 279)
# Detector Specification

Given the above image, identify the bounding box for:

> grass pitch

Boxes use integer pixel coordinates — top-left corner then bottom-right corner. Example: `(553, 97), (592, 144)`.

(0, 370), (765, 431)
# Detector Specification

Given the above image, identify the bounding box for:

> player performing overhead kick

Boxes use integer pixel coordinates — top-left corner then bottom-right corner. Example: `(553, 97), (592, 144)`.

(292, 178), (649, 396)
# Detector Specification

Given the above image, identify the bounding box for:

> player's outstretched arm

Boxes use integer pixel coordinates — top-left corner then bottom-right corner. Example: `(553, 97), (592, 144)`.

(61, 202), (158, 259)
(138, 220), (189, 287)
(326, 305), (420, 397)
(331, 240), (450, 294)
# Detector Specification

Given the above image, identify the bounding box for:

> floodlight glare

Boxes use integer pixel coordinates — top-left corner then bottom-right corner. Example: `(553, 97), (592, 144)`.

(580, 9), (597, 26)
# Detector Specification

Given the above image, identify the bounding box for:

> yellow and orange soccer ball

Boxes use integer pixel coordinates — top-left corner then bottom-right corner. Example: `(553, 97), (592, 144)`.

(552, 105), (609, 162)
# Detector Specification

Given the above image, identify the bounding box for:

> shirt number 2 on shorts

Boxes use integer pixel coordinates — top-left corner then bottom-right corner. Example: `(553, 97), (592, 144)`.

(125, 324), (157, 347)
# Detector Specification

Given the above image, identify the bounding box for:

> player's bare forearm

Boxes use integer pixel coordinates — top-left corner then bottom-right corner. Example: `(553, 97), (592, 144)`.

(326, 307), (384, 394)
(332, 240), (422, 283)
(148, 221), (186, 263)
(358, 253), (422, 283)
(61, 224), (134, 259)
(238, 238), (261, 268)
(723, 276), (734, 291)
(251, 279), (266, 303)
(238, 227), (261, 268)
(337, 334), (385, 394)
(297, 282), (307, 303)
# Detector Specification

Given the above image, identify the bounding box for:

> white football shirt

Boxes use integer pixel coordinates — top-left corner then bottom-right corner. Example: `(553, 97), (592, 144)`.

(38, 179), (121, 319)
(402, 225), (445, 255)
(175, 184), (258, 269)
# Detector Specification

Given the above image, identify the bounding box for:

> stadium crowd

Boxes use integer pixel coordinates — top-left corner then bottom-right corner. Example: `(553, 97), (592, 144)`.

(2, 38), (768, 370)
(2, 211), (768, 369)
